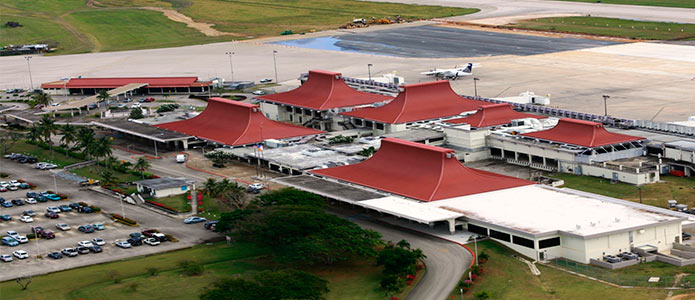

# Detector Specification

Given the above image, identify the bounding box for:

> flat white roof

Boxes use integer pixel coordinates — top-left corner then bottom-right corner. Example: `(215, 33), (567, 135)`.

(428, 185), (680, 237)
(360, 197), (463, 223)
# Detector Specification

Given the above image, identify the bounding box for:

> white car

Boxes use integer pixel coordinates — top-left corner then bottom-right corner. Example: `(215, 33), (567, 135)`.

(56, 223), (70, 231)
(252, 90), (265, 95)
(41, 163), (57, 170)
(13, 250), (28, 259)
(9, 180), (20, 187)
(143, 238), (160, 246)
(50, 103), (61, 107)
(131, 103), (142, 109)
(260, 78), (273, 83)
(25, 198), (37, 204)
(0, 254), (12, 262)
(92, 238), (106, 246)
(14, 236), (28, 244)
(7, 185), (17, 191)
(78, 241), (94, 248)
(0, 181), (8, 188)
(46, 206), (61, 213)
(249, 183), (264, 190)
(115, 240), (132, 249)
(6, 231), (18, 239)
(19, 216), (33, 223)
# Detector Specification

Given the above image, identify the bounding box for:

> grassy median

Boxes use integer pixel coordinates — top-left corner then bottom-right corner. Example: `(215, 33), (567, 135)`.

(511, 16), (695, 40)
(549, 0), (695, 9)
(2, 0), (478, 54)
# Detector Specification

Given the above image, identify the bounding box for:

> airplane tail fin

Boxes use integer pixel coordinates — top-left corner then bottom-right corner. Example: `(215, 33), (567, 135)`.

(464, 63), (473, 73)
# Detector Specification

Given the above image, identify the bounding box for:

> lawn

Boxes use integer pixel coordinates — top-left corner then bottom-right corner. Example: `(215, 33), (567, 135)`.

(3, 0), (477, 54)
(511, 16), (695, 40)
(7, 141), (82, 167)
(149, 193), (191, 212)
(549, 0), (695, 9)
(451, 240), (671, 299)
(71, 165), (141, 194)
(0, 241), (390, 300)
(548, 173), (695, 209)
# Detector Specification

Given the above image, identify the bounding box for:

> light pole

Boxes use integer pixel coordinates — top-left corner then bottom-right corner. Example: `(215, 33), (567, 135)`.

(225, 51), (235, 83)
(367, 63), (373, 81)
(52, 172), (58, 194)
(473, 77), (480, 98)
(272, 50), (278, 84)
(474, 236), (479, 266)
(638, 185), (643, 203)
(602, 95), (610, 116)
(25, 56), (34, 91)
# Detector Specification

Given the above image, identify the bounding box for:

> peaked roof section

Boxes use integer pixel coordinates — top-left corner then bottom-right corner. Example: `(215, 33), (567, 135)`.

(445, 103), (544, 128)
(521, 118), (645, 148)
(310, 138), (533, 202)
(155, 98), (323, 146)
(256, 70), (391, 110)
(341, 80), (487, 124)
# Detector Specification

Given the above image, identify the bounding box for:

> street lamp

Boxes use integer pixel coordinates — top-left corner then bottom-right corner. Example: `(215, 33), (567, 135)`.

(25, 56), (34, 91)
(602, 95), (610, 116)
(473, 77), (480, 98)
(225, 51), (235, 83)
(638, 185), (643, 203)
(367, 63), (373, 81)
(272, 50), (278, 84)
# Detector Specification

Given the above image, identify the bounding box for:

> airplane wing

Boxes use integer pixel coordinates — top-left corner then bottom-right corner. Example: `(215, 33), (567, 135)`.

(420, 70), (443, 76)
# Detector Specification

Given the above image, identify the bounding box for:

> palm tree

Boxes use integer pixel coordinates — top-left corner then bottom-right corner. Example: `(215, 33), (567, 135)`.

(31, 92), (51, 108)
(203, 178), (219, 197)
(77, 127), (96, 159)
(28, 125), (42, 143)
(101, 170), (118, 187)
(103, 156), (118, 170)
(93, 137), (113, 171)
(37, 114), (58, 159)
(60, 123), (77, 148)
(218, 179), (246, 209)
(133, 157), (151, 179)
(96, 90), (109, 107)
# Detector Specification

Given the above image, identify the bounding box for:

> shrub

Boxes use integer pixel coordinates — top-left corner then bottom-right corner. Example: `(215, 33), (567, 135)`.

(146, 267), (159, 276)
(78, 201), (88, 207)
(0, 173), (8, 178)
(89, 205), (101, 212)
(475, 291), (490, 300)
(107, 270), (122, 283)
(179, 260), (204, 276)
(112, 213), (137, 225)
(27, 233), (36, 239)
(165, 233), (178, 242)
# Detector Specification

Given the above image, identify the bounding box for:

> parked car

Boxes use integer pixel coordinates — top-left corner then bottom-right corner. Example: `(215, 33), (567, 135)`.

(46, 206), (61, 213)
(56, 223), (70, 231)
(25, 198), (37, 204)
(78, 240), (94, 248)
(14, 236), (28, 244)
(45, 194), (61, 201)
(0, 215), (10, 221)
(0, 201), (12, 207)
(78, 225), (95, 233)
(12, 250), (28, 259)
(19, 215), (33, 223)
(204, 220), (219, 230)
(88, 246), (102, 253)
(1, 237), (18, 247)
(26, 192), (39, 198)
(0, 187), (7, 193)
(47, 252), (62, 259)
(143, 237), (160, 246)
(22, 210), (35, 217)
(131, 103), (142, 109)
(129, 232), (142, 239)
(152, 233), (167, 242)
(61, 248), (78, 257)
(78, 206), (94, 213)
(683, 232), (692, 240)
(76, 246), (90, 255)
(45, 212), (59, 219)
(69, 203), (82, 210)
(142, 229), (158, 237)
(252, 90), (265, 95)
(260, 78), (272, 83)
(92, 223), (105, 231)
(40, 231), (55, 239)
(11, 199), (25, 206)
(92, 237), (106, 246)
(127, 237), (142, 246)
(32, 226), (44, 234)
(184, 216), (206, 224)
(115, 240), (132, 249)
(0, 254), (12, 262)
(58, 205), (72, 212)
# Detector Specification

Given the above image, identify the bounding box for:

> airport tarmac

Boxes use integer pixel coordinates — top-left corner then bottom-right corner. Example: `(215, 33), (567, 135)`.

(1, 23), (693, 122)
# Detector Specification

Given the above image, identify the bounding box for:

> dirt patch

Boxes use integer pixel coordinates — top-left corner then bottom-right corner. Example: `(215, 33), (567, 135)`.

(669, 293), (695, 300)
(140, 7), (243, 37)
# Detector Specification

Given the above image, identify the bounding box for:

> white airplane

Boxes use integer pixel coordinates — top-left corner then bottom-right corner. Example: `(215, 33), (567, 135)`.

(421, 63), (475, 80)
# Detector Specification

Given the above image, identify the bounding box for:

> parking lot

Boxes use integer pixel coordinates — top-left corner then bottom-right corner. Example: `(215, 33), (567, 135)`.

(0, 160), (218, 281)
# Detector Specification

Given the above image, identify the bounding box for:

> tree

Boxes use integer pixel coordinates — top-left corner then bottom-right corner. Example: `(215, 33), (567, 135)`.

(204, 151), (234, 168)
(129, 107), (144, 119)
(475, 291), (490, 300)
(77, 127), (96, 159)
(203, 178), (220, 197)
(30, 92), (51, 108)
(255, 187), (325, 208)
(328, 135), (354, 145)
(28, 125), (42, 143)
(96, 90), (110, 104)
(216, 178), (247, 209)
(133, 157), (151, 179)
(377, 242), (426, 277)
(215, 209), (251, 233)
(199, 269), (328, 300)
(179, 259), (204, 276)
(59, 123), (77, 148)
(358, 146), (376, 157)
(93, 136), (113, 171)
(37, 114), (58, 159)
(233, 205), (382, 265)
(15, 276), (32, 290)
(101, 170), (118, 187)
(380, 275), (403, 299)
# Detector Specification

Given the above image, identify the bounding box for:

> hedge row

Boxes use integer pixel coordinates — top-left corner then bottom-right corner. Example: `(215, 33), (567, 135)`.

(112, 213), (137, 226)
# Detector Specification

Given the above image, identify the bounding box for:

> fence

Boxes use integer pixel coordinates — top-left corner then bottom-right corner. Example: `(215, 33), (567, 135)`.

(550, 257), (692, 288)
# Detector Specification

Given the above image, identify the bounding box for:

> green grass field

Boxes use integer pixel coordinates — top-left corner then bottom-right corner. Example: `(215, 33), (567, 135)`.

(0, 241), (390, 300)
(511, 16), (695, 40)
(7, 141), (82, 167)
(550, 0), (695, 9)
(549, 173), (695, 209)
(2, 0), (477, 54)
(451, 240), (671, 299)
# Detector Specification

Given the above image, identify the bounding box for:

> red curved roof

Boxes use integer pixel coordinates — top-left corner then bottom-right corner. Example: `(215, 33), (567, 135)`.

(445, 104), (544, 128)
(257, 70), (391, 110)
(155, 98), (323, 146)
(521, 118), (644, 147)
(341, 81), (487, 124)
(310, 138), (532, 202)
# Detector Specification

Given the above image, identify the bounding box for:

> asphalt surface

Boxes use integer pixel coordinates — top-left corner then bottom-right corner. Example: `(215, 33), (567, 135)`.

(275, 25), (621, 58)
(334, 210), (473, 300)
(372, 0), (695, 24)
(0, 160), (217, 281)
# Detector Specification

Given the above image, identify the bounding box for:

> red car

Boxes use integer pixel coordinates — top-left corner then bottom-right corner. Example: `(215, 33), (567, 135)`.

(40, 231), (55, 239)
(144, 97), (155, 102)
(45, 212), (59, 219)
(141, 229), (158, 237)
(0, 187), (7, 192)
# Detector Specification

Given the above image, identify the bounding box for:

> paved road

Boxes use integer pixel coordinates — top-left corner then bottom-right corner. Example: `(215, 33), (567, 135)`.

(336, 211), (473, 300)
(371, 0), (695, 24)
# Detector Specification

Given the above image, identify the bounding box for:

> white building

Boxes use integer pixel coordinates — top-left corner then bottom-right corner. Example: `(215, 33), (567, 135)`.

(135, 177), (192, 199)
